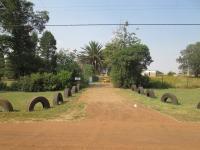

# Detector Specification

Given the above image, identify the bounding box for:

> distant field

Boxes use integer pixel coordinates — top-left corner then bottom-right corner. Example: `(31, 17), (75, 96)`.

(120, 88), (200, 122)
(0, 90), (85, 122)
(151, 76), (200, 88)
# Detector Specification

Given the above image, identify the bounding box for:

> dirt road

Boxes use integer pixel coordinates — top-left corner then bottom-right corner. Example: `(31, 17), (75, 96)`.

(0, 83), (200, 150)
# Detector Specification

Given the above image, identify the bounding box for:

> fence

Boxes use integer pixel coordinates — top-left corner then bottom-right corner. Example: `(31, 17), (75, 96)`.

(151, 76), (200, 88)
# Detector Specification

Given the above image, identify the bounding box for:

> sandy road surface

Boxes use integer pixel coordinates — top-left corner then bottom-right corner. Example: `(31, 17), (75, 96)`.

(0, 83), (200, 150)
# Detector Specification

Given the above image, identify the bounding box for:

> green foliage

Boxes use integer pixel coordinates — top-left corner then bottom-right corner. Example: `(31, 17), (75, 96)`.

(56, 70), (72, 88)
(103, 24), (140, 69)
(56, 49), (82, 85)
(7, 72), (72, 92)
(111, 44), (152, 88)
(111, 23), (140, 48)
(9, 81), (21, 91)
(57, 49), (75, 71)
(82, 64), (94, 81)
(40, 31), (57, 72)
(20, 73), (46, 92)
(177, 42), (200, 77)
(0, 0), (49, 77)
(79, 41), (103, 74)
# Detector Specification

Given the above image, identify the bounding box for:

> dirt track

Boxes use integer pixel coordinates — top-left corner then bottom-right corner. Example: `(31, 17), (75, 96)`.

(0, 83), (200, 150)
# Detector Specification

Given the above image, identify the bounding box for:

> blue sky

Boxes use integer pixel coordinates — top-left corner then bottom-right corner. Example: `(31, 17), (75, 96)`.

(32, 0), (200, 73)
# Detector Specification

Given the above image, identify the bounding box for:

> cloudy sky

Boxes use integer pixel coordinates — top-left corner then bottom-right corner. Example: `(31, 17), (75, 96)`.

(32, 0), (200, 73)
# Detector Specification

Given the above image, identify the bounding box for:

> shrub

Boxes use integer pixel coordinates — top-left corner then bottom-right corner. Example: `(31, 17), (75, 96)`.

(110, 44), (152, 88)
(9, 72), (73, 92)
(9, 82), (21, 91)
(56, 70), (72, 88)
(20, 73), (45, 92)
(43, 73), (62, 91)
(137, 75), (150, 88)
(82, 64), (94, 82)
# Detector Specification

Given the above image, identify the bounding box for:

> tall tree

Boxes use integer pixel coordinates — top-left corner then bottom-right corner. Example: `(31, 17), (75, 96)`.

(0, 0), (49, 77)
(79, 41), (103, 74)
(57, 49), (77, 72)
(177, 42), (200, 77)
(103, 23), (140, 70)
(111, 22), (140, 48)
(40, 31), (57, 72)
(0, 50), (5, 79)
(111, 44), (152, 88)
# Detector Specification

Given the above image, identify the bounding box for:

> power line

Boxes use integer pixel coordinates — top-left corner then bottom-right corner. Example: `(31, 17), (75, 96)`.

(2, 23), (200, 27)
(46, 23), (200, 26)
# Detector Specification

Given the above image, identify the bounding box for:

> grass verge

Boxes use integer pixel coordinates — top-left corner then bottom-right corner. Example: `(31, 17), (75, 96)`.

(119, 88), (200, 122)
(0, 90), (86, 122)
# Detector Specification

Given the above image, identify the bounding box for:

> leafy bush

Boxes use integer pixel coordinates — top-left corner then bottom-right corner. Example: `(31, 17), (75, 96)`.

(137, 75), (150, 88)
(9, 82), (22, 91)
(20, 73), (45, 92)
(42, 73), (60, 91)
(110, 44), (152, 88)
(7, 72), (73, 92)
(82, 64), (94, 82)
(56, 71), (72, 88)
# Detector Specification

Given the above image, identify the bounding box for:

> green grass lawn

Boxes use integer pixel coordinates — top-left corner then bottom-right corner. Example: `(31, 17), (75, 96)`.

(120, 88), (200, 122)
(0, 90), (86, 122)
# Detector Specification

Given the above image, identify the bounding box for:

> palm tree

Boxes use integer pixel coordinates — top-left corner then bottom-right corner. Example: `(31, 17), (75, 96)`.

(79, 41), (103, 74)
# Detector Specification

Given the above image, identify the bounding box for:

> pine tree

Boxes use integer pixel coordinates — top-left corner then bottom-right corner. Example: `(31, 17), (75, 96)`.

(0, 0), (49, 77)
(40, 31), (57, 72)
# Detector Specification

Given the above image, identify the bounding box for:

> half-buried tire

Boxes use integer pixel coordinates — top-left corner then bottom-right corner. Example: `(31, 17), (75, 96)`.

(53, 93), (64, 106)
(77, 84), (80, 92)
(145, 89), (156, 98)
(161, 93), (179, 105)
(0, 99), (14, 112)
(197, 102), (200, 109)
(71, 86), (78, 94)
(137, 87), (144, 94)
(64, 88), (72, 98)
(131, 84), (137, 91)
(27, 97), (50, 112)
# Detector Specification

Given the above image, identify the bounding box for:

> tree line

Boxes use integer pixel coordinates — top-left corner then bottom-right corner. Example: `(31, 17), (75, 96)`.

(1, 0), (199, 91)
(0, 0), (55, 78)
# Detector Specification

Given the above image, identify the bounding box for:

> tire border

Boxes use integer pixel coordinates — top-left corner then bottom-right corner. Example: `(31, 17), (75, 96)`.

(27, 96), (50, 112)
(0, 99), (14, 112)
(161, 93), (179, 105)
